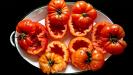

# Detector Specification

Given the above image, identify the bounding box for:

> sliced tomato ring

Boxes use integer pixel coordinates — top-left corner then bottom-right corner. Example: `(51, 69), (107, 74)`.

(39, 52), (67, 74)
(45, 16), (67, 39)
(27, 35), (48, 56)
(92, 21), (112, 48)
(68, 17), (93, 36)
(68, 37), (93, 53)
(46, 41), (69, 62)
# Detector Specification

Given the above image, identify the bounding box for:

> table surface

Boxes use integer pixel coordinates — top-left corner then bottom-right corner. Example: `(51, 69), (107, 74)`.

(3, 0), (132, 75)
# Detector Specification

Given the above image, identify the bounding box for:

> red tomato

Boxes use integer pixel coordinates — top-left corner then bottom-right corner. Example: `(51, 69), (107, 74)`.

(92, 21), (112, 48)
(39, 52), (67, 74)
(27, 37), (48, 56)
(18, 34), (33, 50)
(16, 19), (36, 35)
(48, 0), (70, 25)
(71, 47), (104, 71)
(72, 1), (97, 28)
(100, 24), (127, 55)
(45, 16), (67, 39)
(16, 19), (48, 56)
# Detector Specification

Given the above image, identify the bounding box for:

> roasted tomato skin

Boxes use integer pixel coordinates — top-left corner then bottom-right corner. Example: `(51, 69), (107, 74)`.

(39, 52), (67, 74)
(16, 19), (36, 35)
(48, 0), (70, 25)
(46, 0), (69, 39)
(71, 47), (104, 71)
(69, 1), (97, 36)
(92, 21), (127, 55)
(16, 19), (35, 50)
(92, 21), (112, 44)
(92, 21), (112, 54)
(72, 1), (97, 28)
(18, 35), (33, 50)
(100, 24), (127, 55)
(16, 19), (48, 56)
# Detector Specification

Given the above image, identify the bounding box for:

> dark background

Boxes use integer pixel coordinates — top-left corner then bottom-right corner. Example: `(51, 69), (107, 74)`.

(2, 0), (132, 75)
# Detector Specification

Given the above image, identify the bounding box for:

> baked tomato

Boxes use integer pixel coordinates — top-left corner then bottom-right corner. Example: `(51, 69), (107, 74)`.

(16, 19), (37, 35)
(45, 16), (67, 39)
(16, 19), (48, 56)
(100, 24), (127, 55)
(92, 21), (112, 43)
(16, 19), (36, 50)
(69, 37), (93, 53)
(46, 41), (69, 62)
(39, 52), (67, 74)
(72, 1), (97, 28)
(71, 47), (104, 71)
(69, 1), (97, 36)
(17, 34), (33, 50)
(92, 21), (112, 53)
(92, 21), (127, 55)
(48, 0), (70, 25)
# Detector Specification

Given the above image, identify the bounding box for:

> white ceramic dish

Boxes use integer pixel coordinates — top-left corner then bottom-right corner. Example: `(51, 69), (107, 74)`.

(10, 2), (113, 73)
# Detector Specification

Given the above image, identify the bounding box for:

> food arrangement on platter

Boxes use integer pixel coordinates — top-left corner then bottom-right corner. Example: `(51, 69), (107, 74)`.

(14, 0), (127, 74)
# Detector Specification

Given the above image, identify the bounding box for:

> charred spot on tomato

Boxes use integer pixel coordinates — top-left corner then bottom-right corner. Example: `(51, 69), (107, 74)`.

(85, 52), (92, 64)
(82, 13), (88, 17)
(56, 9), (62, 15)
(50, 44), (64, 56)
(49, 24), (65, 35)
(72, 40), (89, 50)
(48, 59), (54, 67)
(109, 35), (119, 43)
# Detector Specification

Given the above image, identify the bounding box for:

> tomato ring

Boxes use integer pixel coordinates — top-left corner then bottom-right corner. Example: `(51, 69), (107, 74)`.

(68, 17), (93, 36)
(45, 16), (67, 39)
(46, 41), (69, 62)
(91, 21), (112, 53)
(68, 37), (93, 53)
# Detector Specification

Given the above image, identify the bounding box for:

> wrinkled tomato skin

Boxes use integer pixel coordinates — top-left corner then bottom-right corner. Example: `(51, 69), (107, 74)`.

(71, 47), (104, 71)
(39, 52), (67, 74)
(16, 19), (48, 56)
(100, 24), (127, 55)
(48, 0), (70, 25)
(72, 1), (97, 28)
(92, 22), (127, 55)
(16, 19), (36, 35)
(100, 24), (125, 39)
(103, 40), (127, 55)
(18, 35), (33, 50)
